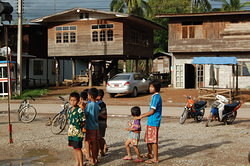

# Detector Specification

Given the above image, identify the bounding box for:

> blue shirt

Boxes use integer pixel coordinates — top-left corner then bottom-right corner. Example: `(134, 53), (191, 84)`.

(85, 101), (100, 130)
(147, 93), (162, 127)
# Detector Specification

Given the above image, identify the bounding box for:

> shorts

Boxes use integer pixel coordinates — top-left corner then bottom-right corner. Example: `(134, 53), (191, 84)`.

(144, 125), (159, 144)
(85, 129), (99, 142)
(211, 107), (219, 115)
(128, 131), (140, 146)
(68, 140), (82, 149)
(99, 123), (107, 138)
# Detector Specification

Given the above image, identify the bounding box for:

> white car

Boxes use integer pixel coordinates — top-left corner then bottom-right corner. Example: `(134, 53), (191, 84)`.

(106, 73), (150, 97)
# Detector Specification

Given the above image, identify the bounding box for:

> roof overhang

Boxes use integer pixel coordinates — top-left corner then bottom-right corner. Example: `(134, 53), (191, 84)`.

(192, 57), (238, 65)
(156, 11), (250, 18)
(30, 8), (165, 30)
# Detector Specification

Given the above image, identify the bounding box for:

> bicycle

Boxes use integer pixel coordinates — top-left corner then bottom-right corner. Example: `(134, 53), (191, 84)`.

(51, 96), (69, 135)
(18, 95), (37, 123)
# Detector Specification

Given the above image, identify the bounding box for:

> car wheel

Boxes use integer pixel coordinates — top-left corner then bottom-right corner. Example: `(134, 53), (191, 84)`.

(109, 93), (116, 98)
(131, 87), (138, 97)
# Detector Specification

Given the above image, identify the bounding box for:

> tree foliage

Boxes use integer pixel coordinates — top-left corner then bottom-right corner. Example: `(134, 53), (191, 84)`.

(220, 0), (250, 11)
(191, 0), (212, 12)
(110, 0), (152, 17)
(147, 0), (191, 53)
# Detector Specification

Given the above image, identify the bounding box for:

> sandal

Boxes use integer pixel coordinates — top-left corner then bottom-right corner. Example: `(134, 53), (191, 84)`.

(142, 154), (153, 159)
(123, 156), (133, 160)
(134, 158), (143, 162)
(145, 159), (159, 164)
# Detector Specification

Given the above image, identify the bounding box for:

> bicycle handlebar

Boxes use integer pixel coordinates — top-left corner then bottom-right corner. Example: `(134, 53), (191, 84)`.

(28, 95), (35, 101)
(59, 96), (65, 101)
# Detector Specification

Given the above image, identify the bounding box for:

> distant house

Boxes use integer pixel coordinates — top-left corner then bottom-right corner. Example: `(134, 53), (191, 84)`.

(31, 8), (164, 86)
(153, 52), (172, 74)
(0, 24), (74, 90)
(157, 11), (250, 89)
(152, 52), (172, 85)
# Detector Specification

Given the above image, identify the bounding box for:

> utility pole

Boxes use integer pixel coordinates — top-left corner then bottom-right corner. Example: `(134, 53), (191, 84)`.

(17, 0), (23, 95)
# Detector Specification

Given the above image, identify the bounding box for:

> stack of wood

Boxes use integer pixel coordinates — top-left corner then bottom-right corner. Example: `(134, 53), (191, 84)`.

(198, 88), (234, 105)
(62, 75), (89, 86)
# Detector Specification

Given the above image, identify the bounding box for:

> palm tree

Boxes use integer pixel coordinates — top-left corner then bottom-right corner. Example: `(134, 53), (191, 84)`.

(110, 0), (151, 17)
(220, 0), (250, 11)
(191, 0), (212, 12)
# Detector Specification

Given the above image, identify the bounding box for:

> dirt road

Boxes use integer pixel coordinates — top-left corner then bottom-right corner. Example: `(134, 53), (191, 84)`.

(0, 112), (249, 166)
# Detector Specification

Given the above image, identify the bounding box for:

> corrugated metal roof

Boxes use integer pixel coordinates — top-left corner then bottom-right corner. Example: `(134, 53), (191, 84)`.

(192, 57), (238, 64)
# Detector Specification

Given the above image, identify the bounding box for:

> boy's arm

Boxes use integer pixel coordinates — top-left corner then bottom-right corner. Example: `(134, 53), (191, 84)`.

(125, 127), (137, 131)
(136, 108), (155, 120)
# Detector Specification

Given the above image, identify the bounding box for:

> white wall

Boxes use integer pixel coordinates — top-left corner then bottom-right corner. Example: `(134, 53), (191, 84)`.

(173, 55), (250, 89)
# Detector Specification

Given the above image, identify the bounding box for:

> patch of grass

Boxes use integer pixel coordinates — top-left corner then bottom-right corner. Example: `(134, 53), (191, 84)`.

(13, 88), (49, 99)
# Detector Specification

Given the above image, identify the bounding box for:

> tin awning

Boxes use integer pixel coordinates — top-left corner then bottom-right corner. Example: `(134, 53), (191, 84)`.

(192, 57), (237, 65)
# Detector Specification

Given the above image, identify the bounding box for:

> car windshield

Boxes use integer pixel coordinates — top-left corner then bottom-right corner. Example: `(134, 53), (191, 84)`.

(111, 75), (130, 80)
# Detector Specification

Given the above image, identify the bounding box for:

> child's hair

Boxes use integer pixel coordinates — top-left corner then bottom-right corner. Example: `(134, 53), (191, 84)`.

(131, 106), (141, 116)
(88, 88), (98, 99)
(150, 80), (161, 92)
(83, 88), (89, 92)
(69, 92), (80, 101)
(80, 91), (88, 100)
(98, 89), (105, 98)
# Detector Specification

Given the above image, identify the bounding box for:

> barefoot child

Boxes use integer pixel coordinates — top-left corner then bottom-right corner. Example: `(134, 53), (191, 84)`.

(96, 89), (108, 157)
(136, 80), (162, 164)
(123, 106), (143, 163)
(85, 88), (100, 165)
(68, 92), (86, 166)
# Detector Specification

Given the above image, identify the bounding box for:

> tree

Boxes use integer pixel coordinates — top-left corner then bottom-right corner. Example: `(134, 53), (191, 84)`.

(220, 0), (250, 11)
(191, 0), (212, 12)
(147, 0), (191, 53)
(110, 0), (151, 17)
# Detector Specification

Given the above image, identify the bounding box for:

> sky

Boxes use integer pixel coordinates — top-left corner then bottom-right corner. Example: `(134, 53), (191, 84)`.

(2, 0), (250, 24)
(5, 0), (112, 23)
(211, 0), (250, 9)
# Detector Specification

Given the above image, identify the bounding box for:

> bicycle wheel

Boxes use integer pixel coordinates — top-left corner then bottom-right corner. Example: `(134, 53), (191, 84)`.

(19, 105), (37, 123)
(51, 113), (67, 135)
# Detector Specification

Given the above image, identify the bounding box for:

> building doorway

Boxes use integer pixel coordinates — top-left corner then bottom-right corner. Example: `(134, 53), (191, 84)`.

(185, 64), (195, 88)
(197, 64), (204, 88)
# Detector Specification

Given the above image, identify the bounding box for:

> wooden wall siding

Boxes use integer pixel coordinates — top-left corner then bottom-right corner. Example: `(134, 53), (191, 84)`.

(169, 21), (250, 53)
(169, 39), (250, 52)
(203, 22), (226, 39)
(48, 20), (124, 57)
(123, 22), (153, 59)
(222, 22), (250, 39)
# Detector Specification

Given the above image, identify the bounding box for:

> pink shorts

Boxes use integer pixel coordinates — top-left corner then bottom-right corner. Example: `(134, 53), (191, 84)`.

(144, 125), (159, 144)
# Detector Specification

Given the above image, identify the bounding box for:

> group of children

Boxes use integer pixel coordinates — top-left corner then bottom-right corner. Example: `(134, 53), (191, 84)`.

(67, 88), (107, 166)
(67, 80), (162, 166)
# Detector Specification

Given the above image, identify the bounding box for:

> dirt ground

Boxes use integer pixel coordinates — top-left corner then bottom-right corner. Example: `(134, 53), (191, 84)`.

(0, 113), (249, 166)
(38, 86), (250, 106)
(0, 86), (249, 166)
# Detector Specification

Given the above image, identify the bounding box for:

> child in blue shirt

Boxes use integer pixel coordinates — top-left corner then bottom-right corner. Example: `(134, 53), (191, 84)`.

(136, 80), (162, 164)
(84, 88), (100, 165)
